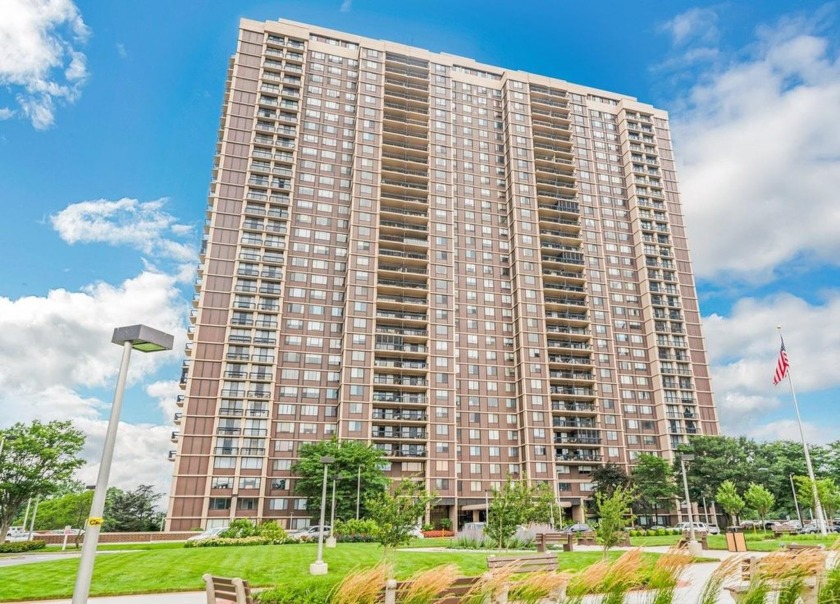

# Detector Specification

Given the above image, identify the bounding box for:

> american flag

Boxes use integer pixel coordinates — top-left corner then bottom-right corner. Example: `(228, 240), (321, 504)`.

(773, 341), (790, 385)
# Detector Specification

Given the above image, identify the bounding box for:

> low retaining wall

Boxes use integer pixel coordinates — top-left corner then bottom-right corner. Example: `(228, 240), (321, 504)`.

(35, 531), (195, 545)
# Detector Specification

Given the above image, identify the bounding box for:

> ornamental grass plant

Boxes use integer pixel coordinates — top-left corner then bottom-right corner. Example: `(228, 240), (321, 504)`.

(395, 563), (460, 604)
(330, 562), (391, 604)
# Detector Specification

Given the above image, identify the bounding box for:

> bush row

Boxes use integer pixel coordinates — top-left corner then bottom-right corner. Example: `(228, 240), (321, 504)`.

(0, 540), (47, 553)
(628, 528), (684, 537)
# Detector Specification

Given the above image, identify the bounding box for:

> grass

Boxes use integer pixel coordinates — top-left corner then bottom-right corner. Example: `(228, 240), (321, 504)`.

(0, 542), (658, 602)
(629, 531), (840, 552)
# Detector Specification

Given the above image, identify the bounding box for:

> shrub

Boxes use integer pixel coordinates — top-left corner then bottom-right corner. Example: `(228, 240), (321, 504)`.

(656, 528), (667, 536)
(0, 540), (46, 553)
(184, 536), (272, 548)
(333, 518), (379, 539)
(221, 518), (259, 539)
(256, 581), (335, 604)
(421, 530), (454, 538)
(454, 533), (489, 549)
(438, 517), (452, 531)
(257, 521), (288, 543)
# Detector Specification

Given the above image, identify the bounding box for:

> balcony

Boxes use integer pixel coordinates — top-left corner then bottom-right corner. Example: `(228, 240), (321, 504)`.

(372, 391), (427, 404)
(167, 450), (177, 462)
(373, 375), (428, 387)
(372, 409), (427, 421)
(551, 402), (597, 413)
(556, 453), (603, 462)
(372, 428), (428, 440)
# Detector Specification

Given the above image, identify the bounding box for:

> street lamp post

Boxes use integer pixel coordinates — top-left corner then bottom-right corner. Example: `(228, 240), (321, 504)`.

(790, 474), (804, 527)
(326, 478), (337, 548)
(679, 454), (702, 556)
(71, 325), (173, 604)
(310, 456), (334, 575)
(355, 466), (361, 520)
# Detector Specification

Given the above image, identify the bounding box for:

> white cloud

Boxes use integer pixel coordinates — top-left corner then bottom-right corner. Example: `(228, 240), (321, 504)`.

(115, 42), (127, 59)
(0, 0), (89, 129)
(340, 0), (352, 13)
(75, 419), (175, 497)
(703, 291), (840, 434)
(671, 18), (840, 283)
(746, 418), (835, 446)
(0, 269), (188, 496)
(50, 197), (196, 264)
(659, 7), (720, 47)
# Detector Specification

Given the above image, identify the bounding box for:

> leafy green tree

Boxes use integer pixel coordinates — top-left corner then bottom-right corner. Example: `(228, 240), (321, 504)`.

(366, 478), (435, 555)
(595, 485), (636, 557)
(0, 421), (85, 543)
(794, 476), (840, 523)
(292, 438), (388, 520)
(631, 454), (677, 526)
(716, 480), (745, 526)
(103, 485), (164, 532)
(677, 436), (764, 500)
(485, 475), (532, 548)
(592, 463), (631, 499)
(744, 483), (775, 530)
(32, 489), (93, 532)
(527, 481), (562, 528)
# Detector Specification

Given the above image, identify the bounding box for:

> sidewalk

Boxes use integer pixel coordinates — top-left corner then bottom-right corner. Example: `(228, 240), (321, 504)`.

(4, 593), (206, 604)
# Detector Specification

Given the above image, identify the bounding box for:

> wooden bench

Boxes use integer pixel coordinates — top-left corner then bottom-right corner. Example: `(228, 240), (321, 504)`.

(787, 542), (825, 551)
(487, 553), (557, 572)
(578, 531), (597, 546)
(203, 574), (253, 604)
(772, 526), (796, 538)
(725, 556), (821, 603)
(535, 532), (573, 553)
(382, 576), (479, 604)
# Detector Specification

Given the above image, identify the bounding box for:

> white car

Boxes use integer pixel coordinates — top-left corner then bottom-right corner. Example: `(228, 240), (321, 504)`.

(288, 525), (331, 540)
(187, 527), (227, 541)
(673, 521), (720, 535)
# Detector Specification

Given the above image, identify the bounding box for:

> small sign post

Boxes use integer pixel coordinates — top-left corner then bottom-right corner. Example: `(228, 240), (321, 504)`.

(62, 525), (72, 551)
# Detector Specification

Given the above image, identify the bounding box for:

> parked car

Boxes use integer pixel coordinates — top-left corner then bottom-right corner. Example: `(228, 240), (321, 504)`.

(564, 523), (593, 534)
(405, 525), (424, 539)
(461, 522), (486, 532)
(673, 522), (719, 535)
(288, 525), (331, 540)
(186, 526), (227, 542)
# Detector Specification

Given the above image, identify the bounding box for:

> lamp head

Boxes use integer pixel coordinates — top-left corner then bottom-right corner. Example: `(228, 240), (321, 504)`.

(112, 325), (174, 352)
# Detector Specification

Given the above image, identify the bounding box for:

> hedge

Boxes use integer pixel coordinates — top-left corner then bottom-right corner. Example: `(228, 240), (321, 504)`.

(0, 540), (47, 553)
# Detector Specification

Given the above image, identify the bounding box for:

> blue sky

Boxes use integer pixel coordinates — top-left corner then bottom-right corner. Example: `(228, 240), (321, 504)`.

(2, 0), (839, 495)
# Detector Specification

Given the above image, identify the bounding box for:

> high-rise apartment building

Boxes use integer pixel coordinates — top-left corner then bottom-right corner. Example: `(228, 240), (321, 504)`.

(166, 17), (719, 531)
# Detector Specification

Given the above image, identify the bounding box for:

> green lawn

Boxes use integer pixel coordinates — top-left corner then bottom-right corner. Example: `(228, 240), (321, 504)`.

(629, 531), (840, 552)
(0, 542), (650, 602)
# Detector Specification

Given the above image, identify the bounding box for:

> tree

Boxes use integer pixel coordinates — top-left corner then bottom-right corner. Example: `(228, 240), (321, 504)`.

(485, 475), (532, 549)
(744, 483), (775, 530)
(716, 480), (745, 526)
(631, 454), (676, 526)
(103, 485), (164, 532)
(793, 476), (840, 523)
(594, 485), (636, 557)
(527, 481), (562, 528)
(0, 421), (85, 544)
(31, 489), (93, 532)
(292, 438), (388, 521)
(592, 463), (631, 499)
(365, 478), (435, 555)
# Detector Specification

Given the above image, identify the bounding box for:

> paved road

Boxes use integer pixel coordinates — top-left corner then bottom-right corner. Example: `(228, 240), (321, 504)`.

(0, 550), (135, 568)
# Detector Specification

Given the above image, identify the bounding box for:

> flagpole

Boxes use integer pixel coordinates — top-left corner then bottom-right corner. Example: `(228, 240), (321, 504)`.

(778, 326), (827, 536)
